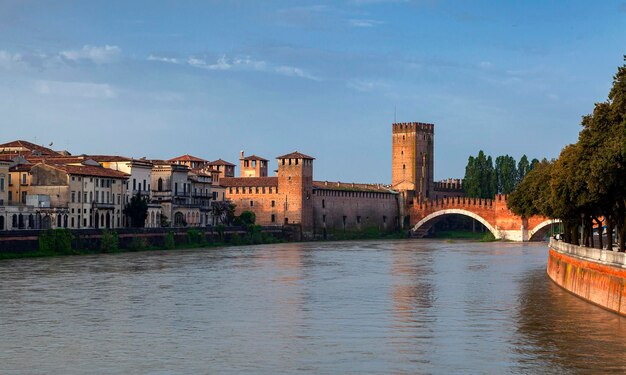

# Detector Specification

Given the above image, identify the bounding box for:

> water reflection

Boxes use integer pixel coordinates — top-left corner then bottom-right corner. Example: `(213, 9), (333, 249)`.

(514, 268), (626, 373)
(2, 241), (626, 374)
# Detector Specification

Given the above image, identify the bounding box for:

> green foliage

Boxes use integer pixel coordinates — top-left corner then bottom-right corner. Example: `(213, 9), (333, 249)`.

(128, 236), (149, 251)
(463, 151), (495, 198)
(235, 211), (256, 226)
(187, 228), (207, 246)
(123, 192), (149, 228)
(479, 232), (497, 242)
(164, 231), (176, 249)
(508, 57), (626, 249)
(38, 229), (73, 254)
(216, 224), (225, 241)
(160, 213), (170, 227)
(494, 155), (517, 194)
(100, 230), (119, 252)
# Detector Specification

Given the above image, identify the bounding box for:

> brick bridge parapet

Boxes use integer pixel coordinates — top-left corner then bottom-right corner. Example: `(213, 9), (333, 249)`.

(408, 194), (556, 242)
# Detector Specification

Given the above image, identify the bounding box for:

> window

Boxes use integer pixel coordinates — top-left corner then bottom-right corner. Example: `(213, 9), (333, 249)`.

(357, 216), (361, 224)
(158, 178), (163, 191)
(8, 174), (11, 185)
(84, 192), (87, 202)
(0, 177), (4, 191)
(143, 179), (146, 191)
(271, 214), (275, 223)
(322, 199), (325, 209)
(96, 179), (99, 187)
(21, 191), (26, 204)
(21, 173), (26, 184)
(271, 200), (275, 207)
(71, 191), (75, 203)
(133, 179), (136, 190)
(78, 192), (81, 203)
(89, 191), (93, 202)
(383, 216), (387, 223)
(322, 214), (326, 223)
(250, 200), (254, 207)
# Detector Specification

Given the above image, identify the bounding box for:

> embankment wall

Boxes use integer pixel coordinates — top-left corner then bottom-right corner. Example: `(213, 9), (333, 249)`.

(547, 238), (626, 316)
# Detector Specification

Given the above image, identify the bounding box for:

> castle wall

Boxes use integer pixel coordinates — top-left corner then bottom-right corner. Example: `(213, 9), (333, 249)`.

(224, 184), (284, 226)
(312, 188), (399, 238)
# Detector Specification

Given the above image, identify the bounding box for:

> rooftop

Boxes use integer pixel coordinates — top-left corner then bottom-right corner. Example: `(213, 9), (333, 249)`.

(168, 154), (208, 163)
(276, 151), (315, 160)
(209, 159), (235, 167)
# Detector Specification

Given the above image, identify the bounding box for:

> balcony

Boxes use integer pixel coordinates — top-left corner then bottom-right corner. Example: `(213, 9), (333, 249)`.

(93, 202), (116, 209)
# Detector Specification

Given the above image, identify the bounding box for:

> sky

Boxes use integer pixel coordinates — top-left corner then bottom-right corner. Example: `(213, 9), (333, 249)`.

(0, 0), (625, 183)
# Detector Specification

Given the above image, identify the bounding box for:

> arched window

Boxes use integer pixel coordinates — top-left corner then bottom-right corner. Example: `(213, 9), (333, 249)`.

(158, 178), (163, 191)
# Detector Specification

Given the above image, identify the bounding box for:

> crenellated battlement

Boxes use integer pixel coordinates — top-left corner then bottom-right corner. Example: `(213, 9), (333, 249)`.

(392, 122), (434, 134)
(433, 178), (463, 192)
(414, 196), (495, 209)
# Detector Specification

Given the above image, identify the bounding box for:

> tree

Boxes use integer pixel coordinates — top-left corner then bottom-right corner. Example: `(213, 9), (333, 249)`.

(123, 192), (148, 228)
(211, 201), (236, 225)
(508, 57), (626, 249)
(494, 155), (517, 194)
(237, 211), (256, 226)
(517, 155), (531, 184)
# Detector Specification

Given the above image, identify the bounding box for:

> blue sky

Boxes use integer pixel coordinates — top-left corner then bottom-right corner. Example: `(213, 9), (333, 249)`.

(1, 0), (624, 183)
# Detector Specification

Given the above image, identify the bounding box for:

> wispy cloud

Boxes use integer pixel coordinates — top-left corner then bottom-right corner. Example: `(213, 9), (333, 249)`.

(188, 55), (231, 70)
(0, 50), (24, 69)
(346, 79), (388, 92)
(176, 54), (319, 80)
(60, 45), (122, 64)
(35, 80), (117, 99)
(349, 19), (384, 27)
(148, 55), (180, 64)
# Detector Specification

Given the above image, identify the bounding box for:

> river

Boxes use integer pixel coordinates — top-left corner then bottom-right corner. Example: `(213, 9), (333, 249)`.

(1, 240), (626, 374)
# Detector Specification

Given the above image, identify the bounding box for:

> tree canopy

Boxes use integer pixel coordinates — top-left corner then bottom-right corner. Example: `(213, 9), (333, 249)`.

(123, 192), (149, 228)
(463, 151), (535, 198)
(507, 57), (626, 250)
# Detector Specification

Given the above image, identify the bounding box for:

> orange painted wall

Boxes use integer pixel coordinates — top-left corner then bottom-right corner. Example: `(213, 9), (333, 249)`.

(547, 247), (626, 316)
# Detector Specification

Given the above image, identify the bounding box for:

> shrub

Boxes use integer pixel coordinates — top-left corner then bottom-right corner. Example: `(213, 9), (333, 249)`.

(165, 231), (176, 249)
(38, 229), (73, 254)
(128, 236), (149, 251)
(100, 230), (119, 252)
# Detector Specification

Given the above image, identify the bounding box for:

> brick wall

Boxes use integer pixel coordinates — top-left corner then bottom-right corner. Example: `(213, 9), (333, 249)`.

(312, 188), (399, 237)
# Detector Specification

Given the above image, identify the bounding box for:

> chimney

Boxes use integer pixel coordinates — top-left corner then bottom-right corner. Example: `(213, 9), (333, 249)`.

(240, 150), (244, 159)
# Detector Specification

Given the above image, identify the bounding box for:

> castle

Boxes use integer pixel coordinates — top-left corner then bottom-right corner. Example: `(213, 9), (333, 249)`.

(220, 122), (462, 238)
(0, 122), (462, 236)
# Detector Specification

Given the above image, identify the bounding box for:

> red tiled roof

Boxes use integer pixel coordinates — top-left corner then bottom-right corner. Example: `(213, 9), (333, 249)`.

(313, 181), (397, 193)
(220, 177), (278, 187)
(9, 164), (33, 172)
(242, 154), (268, 161)
(0, 140), (61, 156)
(168, 154), (208, 163)
(209, 159), (235, 166)
(84, 155), (133, 162)
(47, 163), (130, 179)
(276, 151), (315, 160)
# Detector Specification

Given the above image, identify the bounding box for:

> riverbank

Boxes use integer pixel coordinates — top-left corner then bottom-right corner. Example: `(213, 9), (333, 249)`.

(547, 238), (626, 316)
(0, 226), (409, 260)
(0, 226), (286, 260)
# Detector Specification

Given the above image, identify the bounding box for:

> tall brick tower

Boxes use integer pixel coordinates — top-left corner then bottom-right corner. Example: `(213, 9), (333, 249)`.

(391, 122), (434, 203)
(276, 151), (314, 238)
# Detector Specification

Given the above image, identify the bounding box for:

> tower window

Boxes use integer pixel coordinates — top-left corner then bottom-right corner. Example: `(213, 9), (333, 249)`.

(403, 164), (406, 170)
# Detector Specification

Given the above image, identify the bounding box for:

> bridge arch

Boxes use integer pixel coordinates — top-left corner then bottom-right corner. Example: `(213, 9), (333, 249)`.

(529, 219), (560, 241)
(411, 209), (500, 239)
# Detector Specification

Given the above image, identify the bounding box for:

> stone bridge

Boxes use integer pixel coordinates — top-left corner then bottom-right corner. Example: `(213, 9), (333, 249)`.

(408, 194), (557, 241)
